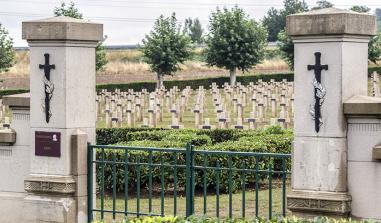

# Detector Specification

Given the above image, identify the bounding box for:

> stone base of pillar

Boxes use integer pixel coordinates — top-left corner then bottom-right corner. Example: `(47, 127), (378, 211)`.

(287, 190), (351, 218)
(23, 175), (78, 223)
(23, 194), (76, 223)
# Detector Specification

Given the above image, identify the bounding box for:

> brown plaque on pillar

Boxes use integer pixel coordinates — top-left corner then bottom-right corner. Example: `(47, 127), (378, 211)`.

(35, 131), (61, 157)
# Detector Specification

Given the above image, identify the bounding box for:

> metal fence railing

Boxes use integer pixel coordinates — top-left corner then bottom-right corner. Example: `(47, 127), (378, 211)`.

(87, 143), (291, 223)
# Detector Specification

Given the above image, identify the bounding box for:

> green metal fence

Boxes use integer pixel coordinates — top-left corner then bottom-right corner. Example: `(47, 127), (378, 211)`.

(87, 143), (291, 223)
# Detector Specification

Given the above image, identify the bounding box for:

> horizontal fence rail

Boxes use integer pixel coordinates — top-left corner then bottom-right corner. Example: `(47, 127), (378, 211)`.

(87, 143), (291, 223)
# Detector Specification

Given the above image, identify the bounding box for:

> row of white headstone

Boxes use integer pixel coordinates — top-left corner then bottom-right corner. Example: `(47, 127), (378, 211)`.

(96, 79), (295, 129)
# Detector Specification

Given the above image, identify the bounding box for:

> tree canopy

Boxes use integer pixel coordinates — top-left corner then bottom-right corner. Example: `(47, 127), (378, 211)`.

(141, 14), (192, 89)
(54, 1), (83, 19)
(277, 30), (294, 69)
(0, 24), (15, 73)
(183, 18), (204, 44)
(311, 0), (334, 10)
(54, 1), (107, 71)
(262, 0), (308, 42)
(349, 5), (371, 13)
(369, 33), (381, 64)
(376, 8), (381, 31)
(205, 7), (268, 85)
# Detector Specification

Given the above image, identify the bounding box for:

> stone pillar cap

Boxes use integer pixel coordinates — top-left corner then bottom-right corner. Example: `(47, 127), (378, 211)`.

(3, 93), (30, 109)
(286, 8), (377, 37)
(344, 95), (381, 116)
(22, 16), (103, 42)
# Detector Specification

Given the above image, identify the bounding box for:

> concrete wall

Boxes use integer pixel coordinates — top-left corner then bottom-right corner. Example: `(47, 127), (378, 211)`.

(0, 107), (30, 222)
(347, 117), (381, 220)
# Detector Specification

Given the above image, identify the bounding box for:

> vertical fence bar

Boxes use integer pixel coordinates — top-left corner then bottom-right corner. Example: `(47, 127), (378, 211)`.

(282, 158), (287, 217)
(137, 157), (141, 218)
(216, 161), (220, 218)
(112, 152), (117, 221)
(255, 156), (259, 218)
(160, 156), (165, 217)
(185, 143), (192, 217)
(268, 163), (273, 220)
(100, 148), (105, 221)
(148, 151), (153, 215)
(124, 148), (128, 218)
(228, 156), (233, 219)
(203, 154), (207, 215)
(87, 144), (93, 223)
(241, 161), (246, 218)
(191, 145), (195, 215)
(173, 152), (178, 216)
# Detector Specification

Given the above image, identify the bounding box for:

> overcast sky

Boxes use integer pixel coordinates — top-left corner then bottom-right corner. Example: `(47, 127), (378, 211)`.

(1, 0), (380, 46)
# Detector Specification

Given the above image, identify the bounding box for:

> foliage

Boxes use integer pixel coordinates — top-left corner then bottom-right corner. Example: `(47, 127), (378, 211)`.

(96, 36), (108, 71)
(311, 0), (334, 10)
(183, 18), (204, 44)
(277, 30), (294, 69)
(53, 1), (83, 19)
(376, 8), (381, 31)
(0, 24), (15, 73)
(349, 5), (371, 13)
(141, 14), (192, 89)
(205, 7), (268, 85)
(95, 126), (293, 192)
(261, 8), (284, 42)
(95, 72), (294, 92)
(0, 89), (29, 98)
(92, 215), (376, 223)
(53, 1), (107, 71)
(262, 0), (308, 42)
(369, 32), (381, 64)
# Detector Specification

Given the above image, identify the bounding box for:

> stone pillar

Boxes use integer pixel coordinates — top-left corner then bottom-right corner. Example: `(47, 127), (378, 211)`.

(286, 8), (376, 217)
(22, 17), (103, 223)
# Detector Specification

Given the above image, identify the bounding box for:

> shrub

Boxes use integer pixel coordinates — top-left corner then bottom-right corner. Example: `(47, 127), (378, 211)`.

(0, 89), (29, 98)
(94, 126), (293, 193)
(93, 215), (367, 223)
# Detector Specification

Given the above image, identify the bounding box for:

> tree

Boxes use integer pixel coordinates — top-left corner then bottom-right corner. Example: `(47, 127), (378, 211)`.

(54, 1), (83, 19)
(277, 30), (294, 69)
(0, 24), (15, 73)
(262, 0), (308, 42)
(369, 32), (381, 64)
(205, 7), (268, 85)
(350, 5), (371, 13)
(183, 18), (204, 44)
(311, 0), (334, 10)
(262, 8), (283, 42)
(141, 14), (192, 89)
(375, 8), (381, 31)
(53, 1), (107, 71)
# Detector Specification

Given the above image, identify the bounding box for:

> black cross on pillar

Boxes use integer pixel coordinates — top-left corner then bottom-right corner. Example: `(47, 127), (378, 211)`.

(39, 53), (55, 123)
(307, 52), (328, 133)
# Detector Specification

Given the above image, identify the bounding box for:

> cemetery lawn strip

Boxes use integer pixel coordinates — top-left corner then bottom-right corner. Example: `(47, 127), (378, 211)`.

(95, 188), (290, 222)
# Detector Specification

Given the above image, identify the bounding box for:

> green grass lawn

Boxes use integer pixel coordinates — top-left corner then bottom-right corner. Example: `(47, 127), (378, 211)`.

(93, 187), (290, 223)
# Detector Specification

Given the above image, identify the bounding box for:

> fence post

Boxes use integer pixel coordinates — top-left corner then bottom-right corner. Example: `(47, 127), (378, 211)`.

(185, 143), (194, 217)
(87, 143), (93, 223)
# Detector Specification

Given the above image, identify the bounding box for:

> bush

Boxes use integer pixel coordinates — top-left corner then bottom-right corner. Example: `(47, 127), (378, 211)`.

(93, 215), (367, 223)
(95, 126), (293, 193)
(0, 89), (29, 98)
(95, 72), (294, 92)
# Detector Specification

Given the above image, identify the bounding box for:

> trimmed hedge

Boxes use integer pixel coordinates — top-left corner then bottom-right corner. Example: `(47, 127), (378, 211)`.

(96, 66), (381, 92)
(369, 66), (381, 75)
(95, 126), (293, 193)
(1, 67), (380, 96)
(96, 73), (294, 92)
(0, 89), (29, 98)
